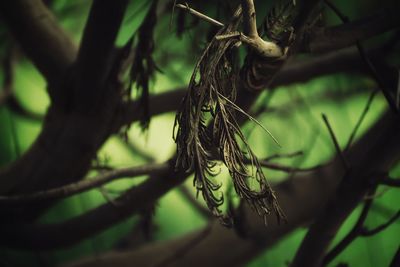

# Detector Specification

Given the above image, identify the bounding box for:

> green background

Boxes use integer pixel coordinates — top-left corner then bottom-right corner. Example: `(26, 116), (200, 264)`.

(0, 0), (398, 266)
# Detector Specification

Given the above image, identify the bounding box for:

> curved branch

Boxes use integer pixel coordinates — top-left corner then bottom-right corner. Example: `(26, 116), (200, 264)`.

(0, 163), (169, 204)
(0, 0), (76, 88)
(0, 158), (187, 250)
(360, 210), (400, 236)
(303, 7), (400, 53)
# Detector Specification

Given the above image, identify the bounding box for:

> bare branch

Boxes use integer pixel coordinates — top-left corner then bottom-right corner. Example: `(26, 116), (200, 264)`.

(291, 110), (400, 267)
(75, 0), (128, 105)
(321, 113), (349, 170)
(0, 0), (76, 87)
(263, 151), (304, 161)
(324, 0), (398, 112)
(345, 90), (378, 150)
(3, 106), (399, 254)
(0, 159), (187, 249)
(175, 4), (224, 27)
(0, 163), (169, 204)
(116, 88), (187, 128)
(62, 110), (400, 267)
(257, 161), (324, 173)
(360, 210), (400, 236)
(304, 8), (400, 53)
(322, 186), (377, 265)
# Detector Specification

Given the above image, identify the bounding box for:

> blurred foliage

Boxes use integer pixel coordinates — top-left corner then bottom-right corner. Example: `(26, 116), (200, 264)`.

(0, 0), (399, 266)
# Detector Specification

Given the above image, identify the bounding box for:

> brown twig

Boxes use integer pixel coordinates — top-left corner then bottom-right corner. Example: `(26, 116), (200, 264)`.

(175, 3), (224, 27)
(292, 109), (400, 267)
(0, 162), (169, 204)
(360, 210), (400, 236)
(322, 186), (377, 265)
(263, 151), (304, 162)
(321, 113), (349, 170)
(254, 160), (323, 173)
(345, 90), (378, 150)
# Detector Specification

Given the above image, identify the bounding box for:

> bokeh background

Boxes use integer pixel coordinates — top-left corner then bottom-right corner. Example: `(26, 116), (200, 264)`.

(0, 0), (398, 266)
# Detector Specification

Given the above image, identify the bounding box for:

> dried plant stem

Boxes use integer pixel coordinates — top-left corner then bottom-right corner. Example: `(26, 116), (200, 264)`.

(175, 4), (224, 27)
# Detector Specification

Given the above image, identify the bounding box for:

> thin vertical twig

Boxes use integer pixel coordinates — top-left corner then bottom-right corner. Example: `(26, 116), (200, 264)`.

(345, 90), (378, 150)
(321, 113), (349, 170)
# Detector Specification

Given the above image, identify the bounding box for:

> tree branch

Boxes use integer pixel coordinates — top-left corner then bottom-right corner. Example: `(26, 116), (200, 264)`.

(74, 0), (128, 106)
(0, 158), (187, 249)
(291, 111), (400, 267)
(116, 88), (187, 128)
(62, 110), (400, 267)
(360, 210), (400, 236)
(303, 7), (400, 53)
(0, 163), (169, 204)
(3, 106), (398, 256)
(0, 0), (76, 88)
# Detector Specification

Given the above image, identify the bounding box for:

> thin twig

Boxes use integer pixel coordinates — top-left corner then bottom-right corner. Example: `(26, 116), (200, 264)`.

(345, 90), (378, 150)
(360, 210), (400, 236)
(263, 151), (304, 161)
(0, 162), (169, 204)
(255, 160), (323, 173)
(322, 186), (377, 265)
(175, 3), (224, 27)
(321, 113), (349, 170)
